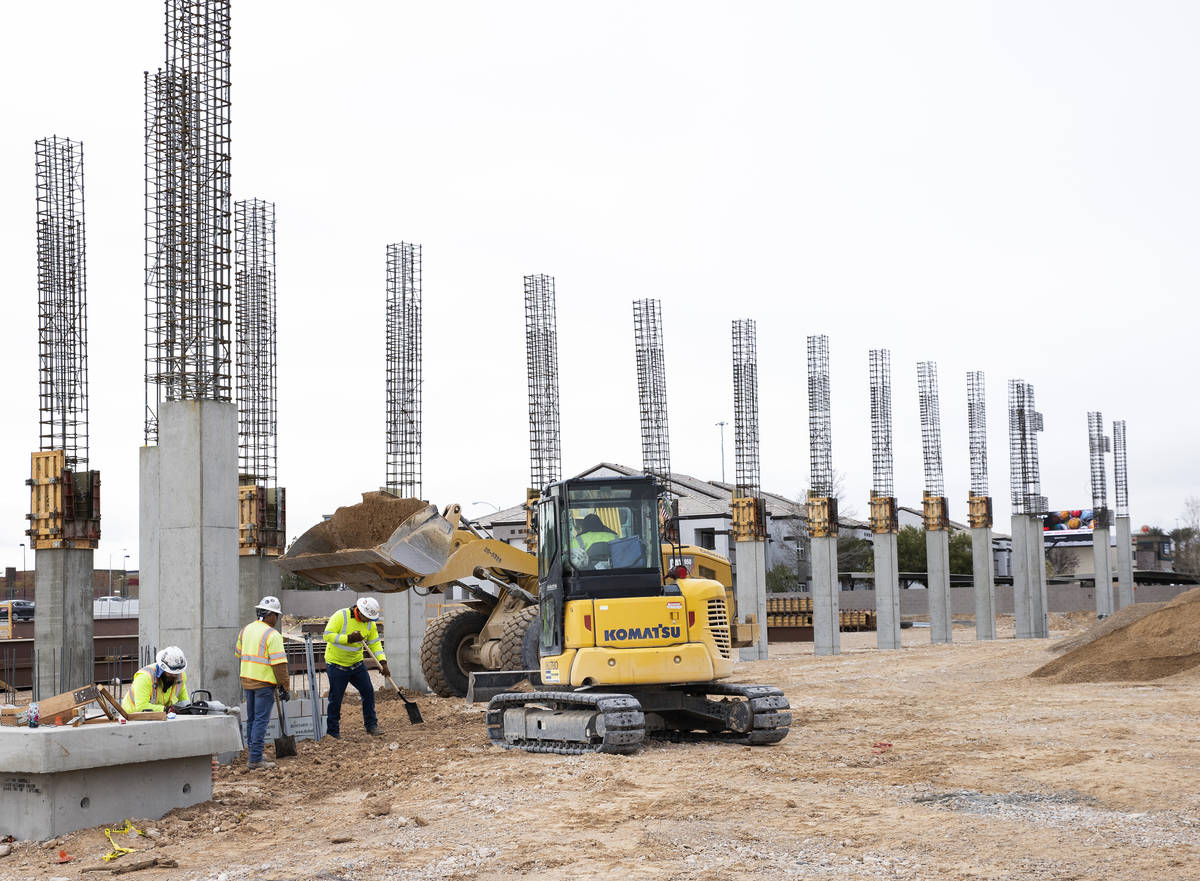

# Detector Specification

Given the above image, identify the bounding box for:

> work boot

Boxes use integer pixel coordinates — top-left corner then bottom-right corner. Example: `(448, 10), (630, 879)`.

(247, 760), (277, 771)
(366, 726), (383, 736)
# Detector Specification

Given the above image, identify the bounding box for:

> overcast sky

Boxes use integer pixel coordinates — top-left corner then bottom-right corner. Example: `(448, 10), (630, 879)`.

(2, 1), (1197, 572)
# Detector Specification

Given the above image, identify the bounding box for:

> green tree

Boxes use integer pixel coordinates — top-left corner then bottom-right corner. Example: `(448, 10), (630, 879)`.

(766, 562), (801, 593)
(895, 525), (973, 574)
(838, 537), (873, 573)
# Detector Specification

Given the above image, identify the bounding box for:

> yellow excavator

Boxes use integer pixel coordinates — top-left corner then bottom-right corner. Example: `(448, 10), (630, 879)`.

(277, 491), (757, 702)
(486, 473), (792, 754)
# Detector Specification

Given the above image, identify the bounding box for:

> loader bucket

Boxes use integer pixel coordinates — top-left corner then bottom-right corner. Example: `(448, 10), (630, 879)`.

(277, 495), (456, 592)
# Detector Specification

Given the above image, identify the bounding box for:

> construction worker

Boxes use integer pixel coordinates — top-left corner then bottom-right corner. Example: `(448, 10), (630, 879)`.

(570, 513), (617, 569)
(235, 595), (291, 770)
(323, 596), (389, 738)
(122, 646), (189, 714)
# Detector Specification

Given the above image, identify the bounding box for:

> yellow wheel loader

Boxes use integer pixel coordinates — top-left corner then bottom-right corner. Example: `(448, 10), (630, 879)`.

(486, 474), (792, 754)
(278, 491), (754, 701)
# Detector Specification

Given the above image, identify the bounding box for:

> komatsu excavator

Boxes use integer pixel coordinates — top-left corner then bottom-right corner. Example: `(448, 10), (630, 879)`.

(486, 473), (792, 754)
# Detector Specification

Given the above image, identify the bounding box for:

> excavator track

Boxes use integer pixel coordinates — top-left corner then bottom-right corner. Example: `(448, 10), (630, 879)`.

(653, 683), (792, 746)
(486, 691), (645, 755)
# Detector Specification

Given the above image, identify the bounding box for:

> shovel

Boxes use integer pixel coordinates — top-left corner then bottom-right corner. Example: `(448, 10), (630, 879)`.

(363, 642), (423, 724)
(272, 690), (298, 758)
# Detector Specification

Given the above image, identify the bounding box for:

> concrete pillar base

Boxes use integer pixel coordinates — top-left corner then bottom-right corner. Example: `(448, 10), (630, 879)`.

(379, 591), (429, 692)
(33, 548), (95, 699)
(811, 536), (840, 656)
(1093, 527), (1114, 618)
(1010, 515), (1033, 639)
(872, 533), (900, 650)
(1115, 516), (1134, 610)
(925, 530), (952, 643)
(239, 554), (282, 620)
(139, 400), (240, 705)
(734, 540), (768, 661)
(971, 527), (996, 640)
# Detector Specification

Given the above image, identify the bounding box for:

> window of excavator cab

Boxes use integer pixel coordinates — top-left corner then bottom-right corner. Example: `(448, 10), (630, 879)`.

(564, 484), (662, 574)
(537, 498), (558, 579)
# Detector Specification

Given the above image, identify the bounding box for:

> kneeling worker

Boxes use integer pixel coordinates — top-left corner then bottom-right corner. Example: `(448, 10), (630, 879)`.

(122, 646), (189, 714)
(236, 595), (291, 771)
(323, 597), (389, 738)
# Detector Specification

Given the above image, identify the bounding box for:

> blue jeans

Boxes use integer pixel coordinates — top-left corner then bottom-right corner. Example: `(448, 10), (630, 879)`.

(326, 661), (376, 736)
(245, 686), (275, 763)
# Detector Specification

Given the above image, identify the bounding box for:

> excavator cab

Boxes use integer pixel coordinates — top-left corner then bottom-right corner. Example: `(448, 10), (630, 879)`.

(486, 474), (792, 754)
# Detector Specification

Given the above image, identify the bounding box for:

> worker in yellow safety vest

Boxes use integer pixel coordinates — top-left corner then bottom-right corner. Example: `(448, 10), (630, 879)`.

(235, 596), (290, 771)
(323, 597), (389, 738)
(121, 646), (189, 714)
(570, 513), (618, 570)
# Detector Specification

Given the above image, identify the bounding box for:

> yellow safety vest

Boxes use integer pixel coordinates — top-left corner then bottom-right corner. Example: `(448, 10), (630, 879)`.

(236, 619), (287, 684)
(121, 664), (188, 714)
(323, 607), (386, 667)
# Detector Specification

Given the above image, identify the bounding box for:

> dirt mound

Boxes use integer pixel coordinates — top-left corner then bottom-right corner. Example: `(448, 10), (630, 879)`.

(1049, 601), (1166, 654)
(1032, 587), (1200, 683)
(293, 493), (427, 554)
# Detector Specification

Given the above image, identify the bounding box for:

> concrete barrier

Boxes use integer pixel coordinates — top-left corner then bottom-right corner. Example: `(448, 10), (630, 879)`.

(824, 583), (1195, 617)
(0, 714), (242, 840)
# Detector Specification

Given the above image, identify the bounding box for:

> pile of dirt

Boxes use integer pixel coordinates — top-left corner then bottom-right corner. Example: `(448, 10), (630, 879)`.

(1032, 587), (1200, 683)
(1049, 602), (1166, 654)
(293, 493), (427, 554)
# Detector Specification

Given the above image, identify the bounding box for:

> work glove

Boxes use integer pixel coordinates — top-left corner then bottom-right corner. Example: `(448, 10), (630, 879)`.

(570, 545), (588, 569)
(348, 632), (365, 644)
(278, 688), (290, 702)
(379, 662), (391, 679)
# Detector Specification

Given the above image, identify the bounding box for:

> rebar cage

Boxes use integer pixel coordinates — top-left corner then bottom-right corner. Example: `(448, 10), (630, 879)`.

(525, 274), (561, 491)
(386, 243), (422, 498)
(868, 349), (893, 499)
(807, 335), (833, 499)
(1008, 379), (1046, 515)
(1113, 420), (1129, 518)
(731, 319), (761, 501)
(633, 299), (671, 487)
(1087, 411), (1111, 528)
(144, 0), (233, 442)
(966, 370), (988, 498)
(917, 361), (944, 497)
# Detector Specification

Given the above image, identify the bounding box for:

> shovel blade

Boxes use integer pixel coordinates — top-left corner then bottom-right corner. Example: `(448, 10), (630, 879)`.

(402, 697), (424, 725)
(273, 734), (298, 758)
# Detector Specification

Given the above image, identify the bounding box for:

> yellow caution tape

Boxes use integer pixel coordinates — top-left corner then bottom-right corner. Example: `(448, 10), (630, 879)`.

(101, 819), (144, 863)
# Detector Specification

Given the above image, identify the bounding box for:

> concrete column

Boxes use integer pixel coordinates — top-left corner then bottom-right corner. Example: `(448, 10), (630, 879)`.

(33, 548), (95, 699)
(925, 530), (952, 643)
(810, 535), (840, 655)
(138, 446), (160, 660)
(872, 532), (901, 650)
(1115, 516), (1134, 610)
(971, 527), (996, 640)
(238, 554), (282, 622)
(1092, 527), (1113, 618)
(1010, 515), (1033, 638)
(1028, 517), (1050, 637)
(379, 590), (429, 692)
(734, 540), (769, 660)
(140, 401), (240, 704)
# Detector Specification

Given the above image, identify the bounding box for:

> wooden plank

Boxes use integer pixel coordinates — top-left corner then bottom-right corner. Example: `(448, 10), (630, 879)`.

(38, 684), (101, 718)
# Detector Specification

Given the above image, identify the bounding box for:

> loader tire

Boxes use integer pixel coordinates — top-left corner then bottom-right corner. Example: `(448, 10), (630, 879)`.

(498, 605), (541, 687)
(420, 608), (489, 698)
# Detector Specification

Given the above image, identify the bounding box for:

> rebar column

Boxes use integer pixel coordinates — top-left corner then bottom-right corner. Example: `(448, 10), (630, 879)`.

(918, 362), (952, 644)
(1009, 380), (1049, 638)
(633, 299), (671, 487)
(869, 349), (900, 650)
(524, 274), (561, 551)
(1088, 412), (1114, 618)
(966, 371), (996, 640)
(732, 319), (767, 660)
(1112, 420), (1134, 609)
(807, 335), (839, 656)
(386, 243), (423, 499)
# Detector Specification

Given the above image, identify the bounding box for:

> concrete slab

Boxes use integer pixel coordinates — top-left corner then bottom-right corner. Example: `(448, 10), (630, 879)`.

(971, 527), (996, 640)
(810, 536), (840, 656)
(33, 547), (95, 699)
(734, 540), (769, 661)
(0, 715), (241, 840)
(873, 532), (901, 650)
(925, 530), (952, 644)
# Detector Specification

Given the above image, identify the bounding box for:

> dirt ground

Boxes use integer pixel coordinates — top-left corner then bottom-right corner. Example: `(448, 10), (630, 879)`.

(10, 617), (1200, 881)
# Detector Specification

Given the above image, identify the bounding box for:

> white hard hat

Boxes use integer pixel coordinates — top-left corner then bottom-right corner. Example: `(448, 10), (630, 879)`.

(156, 646), (187, 675)
(256, 595), (282, 615)
(356, 596), (380, 621)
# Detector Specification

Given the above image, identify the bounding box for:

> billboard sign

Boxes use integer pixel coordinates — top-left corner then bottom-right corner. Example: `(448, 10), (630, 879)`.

(1043, 508), (1099, 535)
